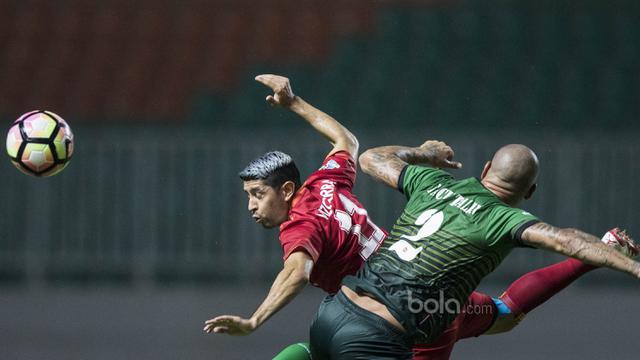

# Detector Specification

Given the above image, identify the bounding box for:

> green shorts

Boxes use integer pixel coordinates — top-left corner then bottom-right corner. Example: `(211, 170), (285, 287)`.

(309, 291), (413, 360)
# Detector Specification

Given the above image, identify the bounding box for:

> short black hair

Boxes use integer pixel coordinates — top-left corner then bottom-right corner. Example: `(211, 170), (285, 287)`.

(239, 151), (301, 190)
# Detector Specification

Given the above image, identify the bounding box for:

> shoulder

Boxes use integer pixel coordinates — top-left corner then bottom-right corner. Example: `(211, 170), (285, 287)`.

(407, 165), (453, 178)
(480, 204), (539, 245)
(321, 150), (355, 169)
(402, 165), (454, 189)
(305, 150), (357, 189)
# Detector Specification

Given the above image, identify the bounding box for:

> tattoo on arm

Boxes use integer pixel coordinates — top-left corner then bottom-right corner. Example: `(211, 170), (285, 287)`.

(524, 223), (563, 242)
(522, 222), (640, 278)
(360, 147), (411, 189)
(360, 142), (458, 190)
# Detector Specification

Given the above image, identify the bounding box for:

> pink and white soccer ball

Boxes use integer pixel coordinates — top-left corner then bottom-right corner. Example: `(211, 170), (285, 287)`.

(5, 110), (74, 177)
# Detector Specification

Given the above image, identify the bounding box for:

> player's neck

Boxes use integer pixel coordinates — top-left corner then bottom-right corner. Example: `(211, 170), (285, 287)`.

(481, 179), (519, 207)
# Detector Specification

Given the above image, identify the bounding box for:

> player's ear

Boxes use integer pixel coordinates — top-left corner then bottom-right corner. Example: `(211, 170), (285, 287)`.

(524, 183), (537, 200)
(480, 161), (492, 180)
(281, 181), (296, 202)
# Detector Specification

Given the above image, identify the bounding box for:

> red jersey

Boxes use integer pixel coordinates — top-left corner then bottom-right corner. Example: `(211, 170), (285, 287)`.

(279, 151), (387, 294)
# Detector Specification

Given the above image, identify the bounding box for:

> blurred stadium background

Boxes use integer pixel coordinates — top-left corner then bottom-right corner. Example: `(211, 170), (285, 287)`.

(0, 0), (638, 359)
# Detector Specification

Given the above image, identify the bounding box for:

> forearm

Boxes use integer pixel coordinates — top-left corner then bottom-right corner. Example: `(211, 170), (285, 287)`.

(560, 229), (639, 276)
(359, 140), (460, 189)
(358, 146), (410, 188)
(359, 146), (430, 189)
(249, 266), (309, 329)
(289, 97), (358, 154)
(529, 225), (640, 278)
(365, 146), (433, 164)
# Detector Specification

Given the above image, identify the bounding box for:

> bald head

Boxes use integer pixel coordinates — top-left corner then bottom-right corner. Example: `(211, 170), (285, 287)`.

(482, 144), (539, 204)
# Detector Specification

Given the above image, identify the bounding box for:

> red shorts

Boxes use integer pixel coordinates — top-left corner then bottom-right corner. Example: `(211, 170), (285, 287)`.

(412, 292), (497, 360)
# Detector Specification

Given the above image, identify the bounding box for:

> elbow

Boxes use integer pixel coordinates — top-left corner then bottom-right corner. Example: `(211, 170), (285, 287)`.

(553, 228), (585, 255)
(359, 149), (374, 175)
(522, 223), (590, 257)
(347, 132), (359, 155)
(339, 132), (359, 157)
(283, 251), (313, 286)
(290, 268), (311, 286)
(285, 260), (312, 284)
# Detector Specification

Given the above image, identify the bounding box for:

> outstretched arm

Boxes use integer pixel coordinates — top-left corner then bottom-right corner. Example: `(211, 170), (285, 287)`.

(255, 74), (358, 158)
(485, 228), (638, 335)
(359, 141), (463, 189)
(521, 222), (640, 278)
(203, 251), (313, 336)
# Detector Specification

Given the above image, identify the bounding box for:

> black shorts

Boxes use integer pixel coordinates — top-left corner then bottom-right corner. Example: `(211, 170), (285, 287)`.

(309, 290), (413, 360)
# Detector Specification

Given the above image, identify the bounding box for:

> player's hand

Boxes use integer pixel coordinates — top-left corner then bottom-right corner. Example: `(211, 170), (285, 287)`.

(203, 315), (258, 336)
(255, 74), (296, 107)
(417, 140), (462, 169)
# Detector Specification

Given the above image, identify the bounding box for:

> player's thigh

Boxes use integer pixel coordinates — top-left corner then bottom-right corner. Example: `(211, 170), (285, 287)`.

(310, 294), (343, 360)
(330, 323), (413, 360)
(412, 311), (463, 360)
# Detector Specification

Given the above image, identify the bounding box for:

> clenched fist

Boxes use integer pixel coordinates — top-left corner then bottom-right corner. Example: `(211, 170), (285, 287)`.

(417, 140), (462, 169)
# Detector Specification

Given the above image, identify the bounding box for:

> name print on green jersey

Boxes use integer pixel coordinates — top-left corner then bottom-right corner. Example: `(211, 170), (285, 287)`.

(425, 183), (483, 216)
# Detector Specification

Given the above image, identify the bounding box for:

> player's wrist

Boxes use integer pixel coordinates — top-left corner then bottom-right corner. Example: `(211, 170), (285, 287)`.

(402, 146), (429, 165)
(248, 317), (260, 331)
(288, 96), (305, 112)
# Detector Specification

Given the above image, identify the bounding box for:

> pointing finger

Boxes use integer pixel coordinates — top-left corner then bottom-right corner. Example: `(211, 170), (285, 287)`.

(255, 74), (285, 90)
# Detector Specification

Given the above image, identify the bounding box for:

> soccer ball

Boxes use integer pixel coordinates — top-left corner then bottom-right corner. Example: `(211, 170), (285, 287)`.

(5, 110), (74, 177)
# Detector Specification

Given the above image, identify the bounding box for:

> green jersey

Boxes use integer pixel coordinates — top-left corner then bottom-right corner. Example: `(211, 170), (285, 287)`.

(343, 165), (539, 344)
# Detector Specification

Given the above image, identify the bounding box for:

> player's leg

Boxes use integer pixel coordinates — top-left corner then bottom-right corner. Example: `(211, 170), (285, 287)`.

(309, 295), (336, 360)
(310, 291), (413, 360)
(412, 311), (465, 360)
(485, 257), (596, 333)
(413, 229), (637, 359)
(412, 292), (495, 360)
(412, 261), (589, 359)
(272, 342), (311, 360)
(413, 241), (623, 359)
(452, 292), (498, 340)
(487, 228), (637, 334)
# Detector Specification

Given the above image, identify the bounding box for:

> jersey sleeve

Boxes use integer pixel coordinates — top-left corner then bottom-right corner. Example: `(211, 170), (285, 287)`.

(305, 151), (357, 189)
(279, 218), (324, 263)
(400, 165), (454, 199)
(483, 206), (540, 248)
